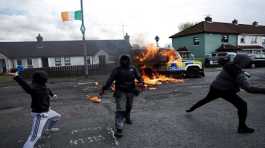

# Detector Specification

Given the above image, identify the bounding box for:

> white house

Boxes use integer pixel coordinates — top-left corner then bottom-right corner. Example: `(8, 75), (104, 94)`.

(234, 21), (265, 62)
(0, 34), (132, 73)
(238, 34), (265, 47)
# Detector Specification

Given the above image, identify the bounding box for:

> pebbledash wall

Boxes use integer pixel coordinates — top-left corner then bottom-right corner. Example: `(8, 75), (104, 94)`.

(172, 33), (237, 59)
(204, 33), (237, 55)
(172, 33), (205, 59)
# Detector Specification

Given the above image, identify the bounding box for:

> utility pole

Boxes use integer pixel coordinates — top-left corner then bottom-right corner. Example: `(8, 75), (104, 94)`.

(155, 35), (160, 47)
(80, 0), (88, 76)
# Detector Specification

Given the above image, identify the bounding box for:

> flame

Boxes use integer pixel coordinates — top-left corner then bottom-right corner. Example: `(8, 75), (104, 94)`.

(142, 73), (184, 86)
(135, 44), (159, 62)
(134, 44), (184, 87)
(87, 95), (101, 103)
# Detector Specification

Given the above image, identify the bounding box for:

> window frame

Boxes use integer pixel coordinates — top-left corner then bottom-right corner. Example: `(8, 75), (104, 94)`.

(17, 59), (22, 65)
(251, 36), (258, 44)
(27, 58), (33, 68)
(86, 56), (91, 65)
(64, 57), (71, 66)
(55, 57), (62, 67)
(262, 39), (265, 46)
(193, 37), (200, 46)
(222, 35), (229, 43)
(240, 37), (245, 43)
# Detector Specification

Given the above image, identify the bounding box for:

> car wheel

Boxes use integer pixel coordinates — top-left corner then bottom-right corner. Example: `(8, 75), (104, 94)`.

(251, 63), (256, 68)
(186, 66), (201, 78)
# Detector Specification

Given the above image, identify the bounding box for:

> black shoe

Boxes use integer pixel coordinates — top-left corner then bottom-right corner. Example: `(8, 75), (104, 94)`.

(125, 118), (132, 125)
(114, 129), (123, 138)
(238, 127), (255, 134)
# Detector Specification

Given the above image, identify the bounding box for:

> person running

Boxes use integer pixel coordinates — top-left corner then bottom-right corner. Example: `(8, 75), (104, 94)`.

(186, 54), (265, 134)
(8, 71), (61, 148)
(100, 55), (144, 138)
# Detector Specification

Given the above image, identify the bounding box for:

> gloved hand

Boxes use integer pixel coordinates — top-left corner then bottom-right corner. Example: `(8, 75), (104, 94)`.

(99, 89), (105, 96)
(137, 81), (145, 91)
(7, 72), (18, 77)
(53, 94), (58, 99)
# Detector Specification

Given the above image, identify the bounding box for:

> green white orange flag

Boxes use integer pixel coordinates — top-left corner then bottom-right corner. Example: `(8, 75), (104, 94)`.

(61, 10), (82, 22)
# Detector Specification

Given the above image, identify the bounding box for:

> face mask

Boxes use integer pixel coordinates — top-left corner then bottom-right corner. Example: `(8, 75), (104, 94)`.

(121, 60), (130, 67)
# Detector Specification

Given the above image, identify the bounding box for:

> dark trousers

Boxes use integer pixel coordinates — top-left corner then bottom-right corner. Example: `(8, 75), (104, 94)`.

(115, 92), (134, 130)
(189, 87), (248, 128)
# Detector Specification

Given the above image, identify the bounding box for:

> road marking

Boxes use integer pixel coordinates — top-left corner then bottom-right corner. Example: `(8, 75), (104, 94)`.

(71, 127), (102, 135)
(107, 128), (119, 146)
(69, 134), (105, 145)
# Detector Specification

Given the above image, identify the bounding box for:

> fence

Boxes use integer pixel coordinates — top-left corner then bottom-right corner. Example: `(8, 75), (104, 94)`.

(22, 64), (116, 78)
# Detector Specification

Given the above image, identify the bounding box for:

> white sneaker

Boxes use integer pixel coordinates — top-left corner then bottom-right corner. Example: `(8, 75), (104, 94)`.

(46, 128), (60, 133)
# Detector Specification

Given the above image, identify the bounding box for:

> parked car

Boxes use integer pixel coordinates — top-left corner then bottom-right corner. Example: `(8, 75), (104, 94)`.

(238, 49), (265, 68)
(205, 52), (236, 67)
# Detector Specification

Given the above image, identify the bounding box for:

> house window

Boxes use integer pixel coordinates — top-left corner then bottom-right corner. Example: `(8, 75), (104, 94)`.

(262, 39), (265, 47)
(193, 37), (200, 45)
(27, 58), (33, 68)
(222, 35), (229, 42)
(64, 57), (71, 66)
(240, 37), (245, 43)
(86, 56), (91, 65)
(55, 57), (62, 66)
(99, 55), (106, 65)
(17, 59), (22, 65)
(251, 36), (257, 44)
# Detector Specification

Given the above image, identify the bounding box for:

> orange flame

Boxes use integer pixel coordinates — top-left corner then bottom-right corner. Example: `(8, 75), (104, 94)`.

(135, 44), (159, 63)
(87, 95), (101, 103)
(134, 44), (184, 87)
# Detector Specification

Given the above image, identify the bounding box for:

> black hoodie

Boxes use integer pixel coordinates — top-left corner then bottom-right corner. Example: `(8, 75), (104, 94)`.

(14, 71), (53, 113)
(103, 55), (143, 92)
(211, 54), (265, 94)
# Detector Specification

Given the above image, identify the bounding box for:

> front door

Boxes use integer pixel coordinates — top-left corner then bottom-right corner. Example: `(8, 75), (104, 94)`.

(98, 55), (106, 66)
(0, 59), (6, 73)
(41, 57), (49, 68)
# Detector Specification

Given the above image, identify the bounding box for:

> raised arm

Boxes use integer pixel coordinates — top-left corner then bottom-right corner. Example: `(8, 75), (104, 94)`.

(13, 76), (33, 94)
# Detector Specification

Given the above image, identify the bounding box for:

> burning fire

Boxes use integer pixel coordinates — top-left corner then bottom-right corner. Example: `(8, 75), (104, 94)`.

(87, 95), (101, 103)
(134, 44), (184, 87)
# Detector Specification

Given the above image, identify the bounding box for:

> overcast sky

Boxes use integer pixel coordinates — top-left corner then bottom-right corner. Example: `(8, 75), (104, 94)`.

(0, 0), (264, 47)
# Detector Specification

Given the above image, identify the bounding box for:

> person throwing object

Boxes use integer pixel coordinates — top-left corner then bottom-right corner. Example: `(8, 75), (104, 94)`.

(8, 71), (61, 148)
(186, 54), (265, 134)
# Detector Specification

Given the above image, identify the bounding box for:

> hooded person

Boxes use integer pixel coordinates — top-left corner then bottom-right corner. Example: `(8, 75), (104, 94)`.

(8, 71), (61, 148)
(101, 55), (144, 138)
(186, 54), (265, 134)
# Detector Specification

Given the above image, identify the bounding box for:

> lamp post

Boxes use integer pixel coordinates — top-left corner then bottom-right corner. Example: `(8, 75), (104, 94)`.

(155, 35), (160, 47)
(80, 0), (88, 76)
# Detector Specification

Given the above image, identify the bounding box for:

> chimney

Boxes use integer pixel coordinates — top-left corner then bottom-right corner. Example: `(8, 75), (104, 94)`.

(252, 21), (258, 26)
(36, 33), (43, 48)
(36, 33), (43, 42)
(232, 19), (238, 25)
(124, 33), (130, 42)
(205, 16), (212, 23)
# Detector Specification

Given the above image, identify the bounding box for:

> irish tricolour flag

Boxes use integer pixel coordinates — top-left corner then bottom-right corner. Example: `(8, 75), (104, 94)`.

(61, 10), (82, 22)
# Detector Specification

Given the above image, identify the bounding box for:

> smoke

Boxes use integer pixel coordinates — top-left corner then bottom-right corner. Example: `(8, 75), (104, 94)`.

(130, 33), (148, 48)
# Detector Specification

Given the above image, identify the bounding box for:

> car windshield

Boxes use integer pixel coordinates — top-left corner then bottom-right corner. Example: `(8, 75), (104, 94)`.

(179, 52), (194, 60)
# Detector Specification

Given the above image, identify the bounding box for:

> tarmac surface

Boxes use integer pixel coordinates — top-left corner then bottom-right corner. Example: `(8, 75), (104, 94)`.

(0, 68), (265, 148)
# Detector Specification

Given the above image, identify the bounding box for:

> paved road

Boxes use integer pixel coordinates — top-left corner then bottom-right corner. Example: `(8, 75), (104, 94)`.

(0, 68), (265, 148)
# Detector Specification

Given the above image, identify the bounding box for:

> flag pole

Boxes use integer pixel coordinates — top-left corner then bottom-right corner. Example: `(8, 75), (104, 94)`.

(80, 0), (88, 76)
